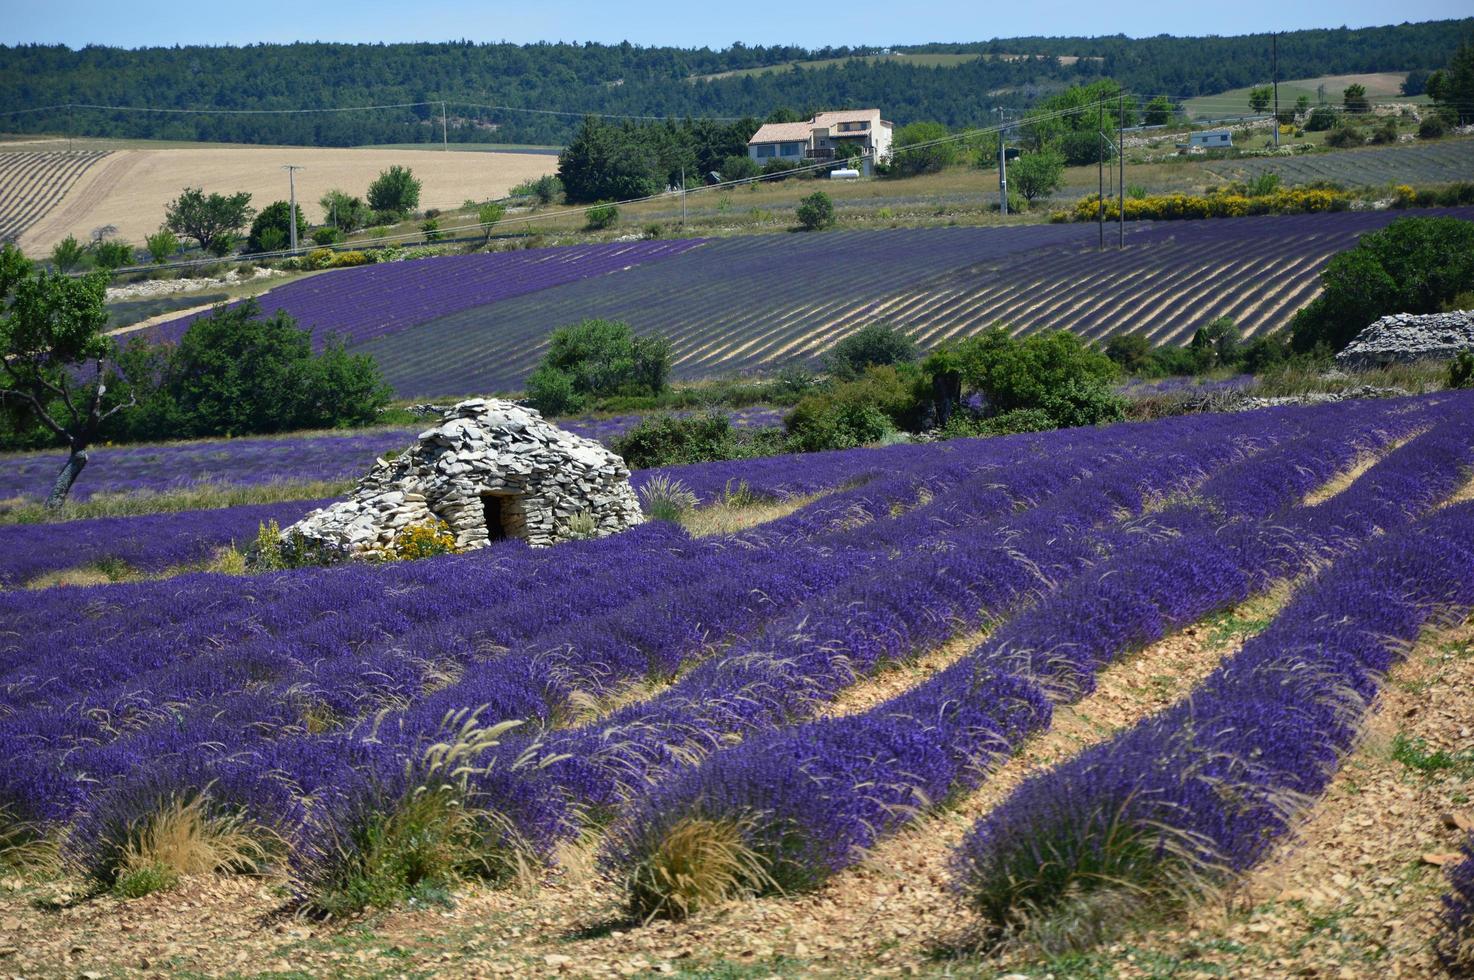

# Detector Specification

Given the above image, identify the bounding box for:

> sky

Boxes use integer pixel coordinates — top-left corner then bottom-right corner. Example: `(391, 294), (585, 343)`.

(2, 0), (1470, 49)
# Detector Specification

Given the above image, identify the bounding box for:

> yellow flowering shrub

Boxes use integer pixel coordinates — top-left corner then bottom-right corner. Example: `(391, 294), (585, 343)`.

(392, 519), (458, 560)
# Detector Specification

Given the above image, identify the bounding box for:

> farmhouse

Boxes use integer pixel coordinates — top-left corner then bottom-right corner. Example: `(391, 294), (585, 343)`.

(747, 109), (895, 165)
(281, 398), (643, 555)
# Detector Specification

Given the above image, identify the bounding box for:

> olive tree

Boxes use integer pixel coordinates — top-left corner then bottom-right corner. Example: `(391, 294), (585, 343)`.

(0, 245), (133, 507)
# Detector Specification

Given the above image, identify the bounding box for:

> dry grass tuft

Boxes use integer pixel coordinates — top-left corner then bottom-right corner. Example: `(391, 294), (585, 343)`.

(113, 795), (277, 897)
(626, 816), (777, 923)
(681, 491), (826, 537)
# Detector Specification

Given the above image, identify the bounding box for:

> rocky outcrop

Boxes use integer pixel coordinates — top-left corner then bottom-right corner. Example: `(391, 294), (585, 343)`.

(1335, 311), (1474, 370)
(282, 398), (642, 557)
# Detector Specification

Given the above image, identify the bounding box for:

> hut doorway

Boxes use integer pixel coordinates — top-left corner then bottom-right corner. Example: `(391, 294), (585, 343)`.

(482, 493), (510, 542)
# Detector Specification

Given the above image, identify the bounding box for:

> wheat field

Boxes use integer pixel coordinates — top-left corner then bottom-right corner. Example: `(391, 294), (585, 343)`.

(6, 141), (557, 254)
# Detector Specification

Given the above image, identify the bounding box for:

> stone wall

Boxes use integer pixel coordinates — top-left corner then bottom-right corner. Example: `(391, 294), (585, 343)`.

(282, 398), (643, 556)
(1335, 311), (1474, 370)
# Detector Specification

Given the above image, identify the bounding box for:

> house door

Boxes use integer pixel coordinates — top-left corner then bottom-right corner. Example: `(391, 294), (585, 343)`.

(482, 494), (508, 541)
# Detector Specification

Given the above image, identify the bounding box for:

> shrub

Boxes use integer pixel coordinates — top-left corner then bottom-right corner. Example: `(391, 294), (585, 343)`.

(524, 319), (671, 415)
(720, 155), (761, 182)
(1058, 187), (1352, 223)
(585, 204), (619, 230)
(1290, 216), (1474, 353)
(145, 229), (180, 264)
(49, 235), (88, 273)
(785, 364), (924, 451)
(1419, 115), (1448, 139)
(795, 192), (835, 231)
(1370, 118), (1400, 145)
(108, 300), (391, 441)
(512, 174), (564, 205)
(891, 121), (957, 176)
(1450, 352), (1474, 389)
(420, 219), (441, 242)
(760, 159), (800, 180)
(822, 323), (919, 380)
(305, 247), (335, 270)
(1324, 125), (1365, 149)
(392, 520), (457, 560)
(638, 474), (700, 522)
(92, 239), (135, 270)
(311, 227), (343, 246)
(613, 412), (735, 469)
(329, 250), (372, 268)
(1305, 106), (1338, 131)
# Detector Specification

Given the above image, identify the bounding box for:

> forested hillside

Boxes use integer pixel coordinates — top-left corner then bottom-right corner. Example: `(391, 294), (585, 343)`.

(1, 19), (1469, 146)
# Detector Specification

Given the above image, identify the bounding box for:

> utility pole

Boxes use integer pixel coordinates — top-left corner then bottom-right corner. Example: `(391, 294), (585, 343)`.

(282, 164), (303, 254)
(681, 166), (687, 227)
(994, 107), (1008, 216)
(1272, 33), (1280, 148)
(441, 102), (449, 150)
(1118, 93), (1125, 250)
(1098, 102), (1105, 252)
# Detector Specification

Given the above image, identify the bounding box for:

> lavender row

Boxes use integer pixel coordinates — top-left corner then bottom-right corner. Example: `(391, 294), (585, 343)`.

(952, 454), (1474, 931)
(600, 397), (1465, 899)
(291, 407), (1286, 868)
(140, 240), (707, 350)
(0, 408), (783, 503)
(0, 499), (327, 587)
(2, 421), (1142, 826)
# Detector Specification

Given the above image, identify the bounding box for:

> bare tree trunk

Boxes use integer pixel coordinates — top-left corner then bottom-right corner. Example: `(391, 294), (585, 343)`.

(45, 449), (88, 509)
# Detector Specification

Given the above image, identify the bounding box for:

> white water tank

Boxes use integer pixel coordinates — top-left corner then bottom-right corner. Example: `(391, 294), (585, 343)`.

(830, 168), (860, 180)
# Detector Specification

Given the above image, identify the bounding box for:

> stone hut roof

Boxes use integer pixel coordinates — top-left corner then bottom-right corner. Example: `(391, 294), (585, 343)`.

(283, 398), (643, 556)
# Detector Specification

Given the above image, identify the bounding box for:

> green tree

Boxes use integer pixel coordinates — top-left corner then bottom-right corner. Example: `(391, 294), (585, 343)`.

(366, 165), (422, 216)
(1290, 216), (1474, 353)
(247, 200), (308, 253)
(1295, 94), (1311, 115)
(890, 121), (957, 177)
(49, 235), (88, 273)
(477, 202), (506, 243)
(1143, 95), (1174, 126)
(0, 245), (132, 506)
(558, 116), (663, 204)
(720, 155), (761, 181)
(1010, 147), (1065, 202)
(1103, 334), (1151, 372)
(585, 204), (619, 230)
(823, 323), (918, 380)
(795, 191), (835, 231)
(145, 228), (179, 264)
(1248, 85), (1273, 113)
(1427, 40), (1474, 124)
(1188, 317), (1242, 368)
(1342, 83), (1371, 114)
(319, 189), (370, 233)
(165, 187), (254, 256)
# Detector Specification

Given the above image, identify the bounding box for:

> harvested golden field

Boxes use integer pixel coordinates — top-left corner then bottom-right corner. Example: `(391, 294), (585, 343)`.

(12, 143), (556, 254)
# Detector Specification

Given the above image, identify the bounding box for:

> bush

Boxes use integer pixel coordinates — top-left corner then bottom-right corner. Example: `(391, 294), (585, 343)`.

(760, 159), (800, 180)
(92, 239), (135, 270)
(795, 192), (835, 231)
(585, 204), (619, 230)
(954, 327), (1124, 427)
(613, 412), (737, 469)
(420, 219), (441, 242)
(1369, 118), (1400, 145)
(719, 155), (761, 182)
(1058, 187), (1352, 223)
(512, 174), (563, 205)
(311, 227), (343, 246)
(1419, 115), (1448, 139)
(785, 364), (924, 451)
(1305, 106), (1338, 132)
(1449, 352), (1474, 389)
(145, 229), (180, 264)
(106, 300), (391, 441)
(891, 121), (957, 177)
(524, 319), (671, 415)
(329, 250), (372, 269)
(392, 520), (458, 560)
(49, 235), (89, 273)
(823, 323), (918, 380)
(1290, 216), (1474, 353)
(1324, 126), (1365, 149)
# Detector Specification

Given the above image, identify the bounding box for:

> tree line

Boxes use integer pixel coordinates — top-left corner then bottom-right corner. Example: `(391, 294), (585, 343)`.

(2, 20), (1468, 146)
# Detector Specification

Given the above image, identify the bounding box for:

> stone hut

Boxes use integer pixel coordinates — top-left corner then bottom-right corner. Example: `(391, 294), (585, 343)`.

(1335, 311), (1474, 370)
(282, 398), (643, 556)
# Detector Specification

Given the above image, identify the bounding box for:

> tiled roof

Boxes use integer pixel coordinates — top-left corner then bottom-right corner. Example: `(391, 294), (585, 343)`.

(812, 110), (879, 127)
(747, 121), (813, 143)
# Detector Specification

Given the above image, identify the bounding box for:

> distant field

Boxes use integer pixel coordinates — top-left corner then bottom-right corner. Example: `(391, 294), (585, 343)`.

(1185, 71), (1421, 118)
(1206, 138), (1474, 186)
(0, 150), (110, 243)
(139, 209), (1474, 399)
(8, 143), (556, 255)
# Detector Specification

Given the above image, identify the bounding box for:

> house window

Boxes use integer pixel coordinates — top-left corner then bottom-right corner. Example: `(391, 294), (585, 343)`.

(754, 144), (776, 158)
(780, 142), (803, 156)
(838, 121), (869, 132)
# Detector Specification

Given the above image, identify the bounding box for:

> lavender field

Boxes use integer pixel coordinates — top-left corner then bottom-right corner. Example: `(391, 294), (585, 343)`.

(4, 392), (1474, 976)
